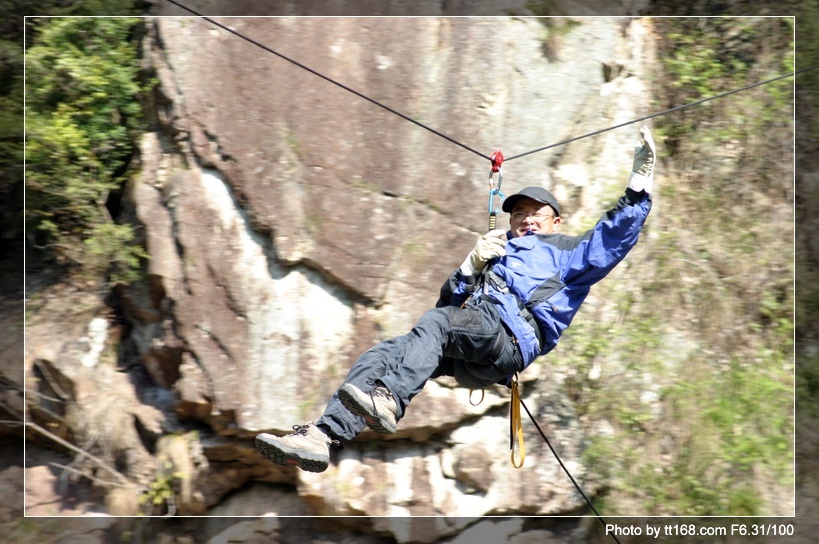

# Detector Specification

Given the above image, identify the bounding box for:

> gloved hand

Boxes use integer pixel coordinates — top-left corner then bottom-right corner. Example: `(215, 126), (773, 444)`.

(628, 125), (656, 193)
(460, 229), (507, 275)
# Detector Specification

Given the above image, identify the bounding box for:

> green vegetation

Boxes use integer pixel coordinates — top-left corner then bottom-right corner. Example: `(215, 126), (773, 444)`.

(1, 1), (143, 282)
(656, 18), (794, 157)
(560, 312), (793, 515)
(139, 459), (182, 515)
(793, 0), (819, 98)
(24, 13), (148, 284)
(549, 17), (796, 516)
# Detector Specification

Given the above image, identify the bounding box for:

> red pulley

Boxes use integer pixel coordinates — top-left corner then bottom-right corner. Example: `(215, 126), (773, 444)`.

(490, 150), (504, 172)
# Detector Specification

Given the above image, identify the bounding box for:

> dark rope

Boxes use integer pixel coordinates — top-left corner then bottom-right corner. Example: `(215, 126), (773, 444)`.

(504, 64), (818, 162)
(164, 0), (492, 162)
(165, 0), (816, 166)
(517, 395), (621, 544)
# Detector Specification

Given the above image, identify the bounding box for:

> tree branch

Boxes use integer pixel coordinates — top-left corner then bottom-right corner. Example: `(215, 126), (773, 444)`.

(25, 420), (132, 488)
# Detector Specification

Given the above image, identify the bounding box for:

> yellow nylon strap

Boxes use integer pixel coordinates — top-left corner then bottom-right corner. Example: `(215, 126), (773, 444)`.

(510, 378), (525, 468)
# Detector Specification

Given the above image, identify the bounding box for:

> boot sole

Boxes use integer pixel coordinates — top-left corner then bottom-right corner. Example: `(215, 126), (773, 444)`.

(338, 384), (397, 434)
(254, 434), (329, 473)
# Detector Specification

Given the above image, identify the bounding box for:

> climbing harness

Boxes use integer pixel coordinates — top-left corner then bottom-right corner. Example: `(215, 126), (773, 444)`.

(487, 150), (504, 231)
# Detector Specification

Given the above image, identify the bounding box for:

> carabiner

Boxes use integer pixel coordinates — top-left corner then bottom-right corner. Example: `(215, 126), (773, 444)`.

(487, 150), (504, 230)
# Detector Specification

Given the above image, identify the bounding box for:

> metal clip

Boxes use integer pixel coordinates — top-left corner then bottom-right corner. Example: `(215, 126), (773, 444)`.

(488, 150), (504, 231)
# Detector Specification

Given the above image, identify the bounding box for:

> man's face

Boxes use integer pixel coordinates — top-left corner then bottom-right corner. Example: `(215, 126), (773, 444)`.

(509, 198), (560, 238)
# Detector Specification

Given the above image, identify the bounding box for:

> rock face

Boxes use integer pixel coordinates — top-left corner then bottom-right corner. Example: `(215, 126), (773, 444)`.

(138, 15), (654, 433)
(23, 15), (658, 540)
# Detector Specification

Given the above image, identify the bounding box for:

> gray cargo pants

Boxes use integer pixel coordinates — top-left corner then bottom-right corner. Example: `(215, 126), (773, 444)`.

(316, 295), (524, 445)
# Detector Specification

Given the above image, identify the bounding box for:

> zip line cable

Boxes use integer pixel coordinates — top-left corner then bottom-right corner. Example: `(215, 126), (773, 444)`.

(165, 0), (816, 167)
(164, 0), (492, 162)
(504, 64), (817, 162)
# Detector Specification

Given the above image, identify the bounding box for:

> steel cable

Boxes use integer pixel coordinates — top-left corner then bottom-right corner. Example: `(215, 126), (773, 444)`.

(165, 0), (815, 166)
(165, 0), (492, 161)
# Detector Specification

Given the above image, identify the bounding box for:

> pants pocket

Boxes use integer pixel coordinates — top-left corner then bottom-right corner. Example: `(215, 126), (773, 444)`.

(453, 336), (523, 389)
(488, 336), (524, 376)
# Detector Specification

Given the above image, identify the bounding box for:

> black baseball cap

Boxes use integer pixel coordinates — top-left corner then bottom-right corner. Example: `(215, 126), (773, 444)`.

(501, 186), (561, 217)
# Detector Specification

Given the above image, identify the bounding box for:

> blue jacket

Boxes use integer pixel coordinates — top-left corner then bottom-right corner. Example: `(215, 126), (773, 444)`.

(437, 188), (652, 380)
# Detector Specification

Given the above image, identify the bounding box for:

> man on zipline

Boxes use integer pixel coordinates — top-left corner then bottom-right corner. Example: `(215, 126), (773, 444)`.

(256, 126), (656, 473)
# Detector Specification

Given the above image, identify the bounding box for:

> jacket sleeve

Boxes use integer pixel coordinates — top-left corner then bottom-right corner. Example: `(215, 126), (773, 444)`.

(435, 269), (480, 308)
(561, 188), (652, 289)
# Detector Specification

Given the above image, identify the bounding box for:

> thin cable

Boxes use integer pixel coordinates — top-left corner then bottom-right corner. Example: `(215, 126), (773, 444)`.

(165, 0), (816, 166)
(517, 395), (620, 544)
(164, 0), (492, 162)
(504, 64), (818, 162)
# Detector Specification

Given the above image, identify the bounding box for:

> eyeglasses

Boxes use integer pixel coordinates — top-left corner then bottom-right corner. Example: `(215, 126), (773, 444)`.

(510, 211), (555, 222)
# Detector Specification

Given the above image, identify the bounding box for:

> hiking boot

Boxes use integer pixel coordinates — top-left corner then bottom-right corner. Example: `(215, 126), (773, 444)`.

(255, 422), (336, 473)
(338, 382), (398, 434)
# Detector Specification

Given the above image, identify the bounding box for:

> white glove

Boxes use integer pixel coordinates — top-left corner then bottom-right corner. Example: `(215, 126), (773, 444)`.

(628, 125), (656, 193)
(460, 229), (507, 275)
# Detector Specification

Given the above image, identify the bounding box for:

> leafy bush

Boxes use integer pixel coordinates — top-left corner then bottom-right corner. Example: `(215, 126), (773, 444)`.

(25, 16), (147, 284)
